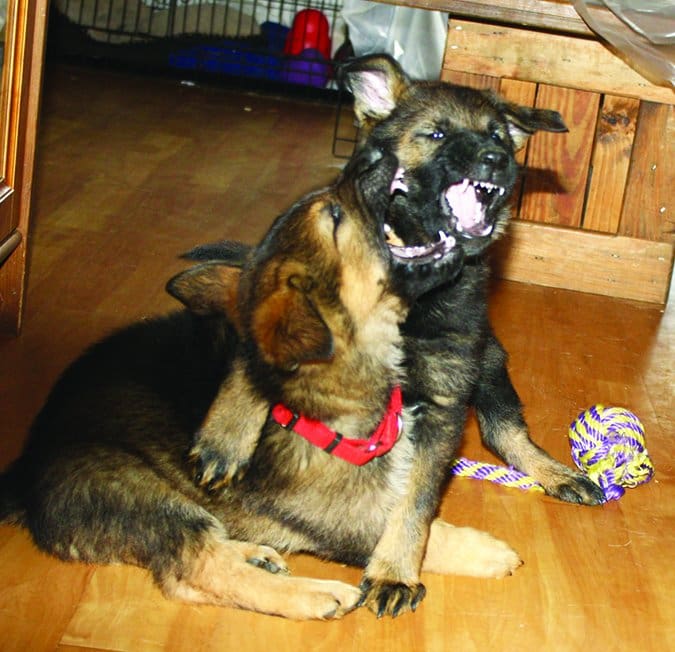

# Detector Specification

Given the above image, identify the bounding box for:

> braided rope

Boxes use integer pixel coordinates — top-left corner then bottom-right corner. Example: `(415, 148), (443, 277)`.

(449, 405), (654, 502)
(568, 404), (654, 501)
(448, 458), (545, 493)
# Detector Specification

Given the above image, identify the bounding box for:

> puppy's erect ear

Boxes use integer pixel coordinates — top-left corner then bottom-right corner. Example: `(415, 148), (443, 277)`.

(251, 274), (333, 371)
(340, 54), (410, 127)
(497, 99), (569, 151)
(166, 263), (242, 329)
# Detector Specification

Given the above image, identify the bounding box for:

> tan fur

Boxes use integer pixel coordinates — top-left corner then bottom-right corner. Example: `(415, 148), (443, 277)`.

(422, 520), (522, 578)
(164, 530), (361, 619)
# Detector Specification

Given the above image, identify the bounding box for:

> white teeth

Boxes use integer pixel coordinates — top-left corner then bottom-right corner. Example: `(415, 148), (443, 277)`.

(389, 229), (456, 261)
(384, 222), (405, 248)
(460, 178), (505, 196)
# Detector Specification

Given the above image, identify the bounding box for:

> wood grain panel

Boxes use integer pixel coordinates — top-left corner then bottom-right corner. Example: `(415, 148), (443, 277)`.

(390, 0), (593, 35)
(444, 19), (675, 104)
(583, 95), (639, 234)
(493, 219), (674, 303)
(440, 68), (499, 91)
(619, 102), (675, 243)
(519, 85), (599, 228)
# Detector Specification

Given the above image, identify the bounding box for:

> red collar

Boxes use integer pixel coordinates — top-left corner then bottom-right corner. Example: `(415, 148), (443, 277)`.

(270, 386), (403, 466)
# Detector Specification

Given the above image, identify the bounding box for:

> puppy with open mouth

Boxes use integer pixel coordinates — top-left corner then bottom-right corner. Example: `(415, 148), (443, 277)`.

(341, 54), (604, 510)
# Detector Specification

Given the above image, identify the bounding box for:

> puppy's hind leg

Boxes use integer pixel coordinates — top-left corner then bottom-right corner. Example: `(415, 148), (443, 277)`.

(28, 451), (358, 620)
(164, 530), (362, 620)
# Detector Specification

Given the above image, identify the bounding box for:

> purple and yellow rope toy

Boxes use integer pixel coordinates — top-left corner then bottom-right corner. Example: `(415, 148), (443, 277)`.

(449, 405), (654, 503)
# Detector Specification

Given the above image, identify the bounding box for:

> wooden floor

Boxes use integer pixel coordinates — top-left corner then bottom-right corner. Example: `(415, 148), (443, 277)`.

(0, 63), (673, 651)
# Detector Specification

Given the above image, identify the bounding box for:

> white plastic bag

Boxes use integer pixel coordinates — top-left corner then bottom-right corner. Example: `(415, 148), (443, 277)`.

(0, 0), (6, 34)
(341, 0), (448, 80)
(574, 0), (674, 87)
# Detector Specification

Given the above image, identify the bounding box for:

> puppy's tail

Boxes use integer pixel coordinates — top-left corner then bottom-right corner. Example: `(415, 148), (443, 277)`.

(0, 461), (27, 526)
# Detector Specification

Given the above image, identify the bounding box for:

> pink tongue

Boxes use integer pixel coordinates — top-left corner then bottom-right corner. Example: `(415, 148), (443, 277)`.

(445, 180), (486, 233)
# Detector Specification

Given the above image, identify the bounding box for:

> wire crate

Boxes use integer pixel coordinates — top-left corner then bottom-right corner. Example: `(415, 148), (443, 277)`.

(51, 0), (348, 91)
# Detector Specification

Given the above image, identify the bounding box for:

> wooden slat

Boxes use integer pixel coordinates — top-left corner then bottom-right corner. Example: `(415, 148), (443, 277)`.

(583, 95), (639, 234)
(493, 219), (674, 303)
(619, 102), (675, 243)
(440, 69), (499, 91)
(444, 20), (675, 104)
(386, 0), (593, 35)
(519, 85), (599, 228)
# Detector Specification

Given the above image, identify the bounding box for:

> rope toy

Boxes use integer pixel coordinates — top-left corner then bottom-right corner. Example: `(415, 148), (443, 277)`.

(568, 404), (654, 501)
(449, 405), (654, 502)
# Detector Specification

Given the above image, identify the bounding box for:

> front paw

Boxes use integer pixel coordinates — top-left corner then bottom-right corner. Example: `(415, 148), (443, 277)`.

(358, 576), (426, 618)
(190, 440), (251, 493)
(545, 470), (605, 505)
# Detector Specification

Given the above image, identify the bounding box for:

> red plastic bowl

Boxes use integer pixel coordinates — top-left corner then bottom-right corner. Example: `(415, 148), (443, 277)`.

(283, 9), (331, 60)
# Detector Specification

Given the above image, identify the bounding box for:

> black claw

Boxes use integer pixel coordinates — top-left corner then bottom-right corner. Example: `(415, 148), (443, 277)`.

(391, 589), (409, 618)
(360, 579), (426, 618)
(377, 594), (388, 619)
(411, 584), (426, 611)
(193, 458), (204, 486)
(247, 556), (286, 575)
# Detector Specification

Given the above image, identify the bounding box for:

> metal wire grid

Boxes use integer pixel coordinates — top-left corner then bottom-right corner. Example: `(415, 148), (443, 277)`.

(54, 0), (344, 44)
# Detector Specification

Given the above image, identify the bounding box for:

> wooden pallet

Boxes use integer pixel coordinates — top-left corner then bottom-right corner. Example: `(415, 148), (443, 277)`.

(442, 19), (674, 304)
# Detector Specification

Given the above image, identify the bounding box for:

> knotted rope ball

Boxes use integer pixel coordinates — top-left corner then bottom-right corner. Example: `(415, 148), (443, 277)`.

(449, 405), (654, 502)
(568, 404), (654, 501)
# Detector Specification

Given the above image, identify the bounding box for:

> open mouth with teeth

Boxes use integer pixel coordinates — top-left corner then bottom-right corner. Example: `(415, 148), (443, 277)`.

(385, 168), (460, 265)
(384, 223), (456, 264)
(384, 166), (508, 264)
(443, 178), (506, 238)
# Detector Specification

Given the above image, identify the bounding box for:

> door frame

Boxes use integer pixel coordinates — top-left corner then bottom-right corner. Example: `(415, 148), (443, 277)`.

(0, 0), (49, 335)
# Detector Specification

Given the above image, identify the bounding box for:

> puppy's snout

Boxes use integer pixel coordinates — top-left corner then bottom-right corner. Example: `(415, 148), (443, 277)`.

(479, 148), (508, 170)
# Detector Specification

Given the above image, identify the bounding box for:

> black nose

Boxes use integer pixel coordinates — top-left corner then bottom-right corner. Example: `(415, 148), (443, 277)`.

(479, 148), (508, 170)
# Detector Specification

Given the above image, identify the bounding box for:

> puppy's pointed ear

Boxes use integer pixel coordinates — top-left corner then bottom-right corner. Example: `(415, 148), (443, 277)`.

(340, 54), (410, 127)
(166, 263), (242, 330)
(498, 99), (569, 151)
(252, 274), (333, 371)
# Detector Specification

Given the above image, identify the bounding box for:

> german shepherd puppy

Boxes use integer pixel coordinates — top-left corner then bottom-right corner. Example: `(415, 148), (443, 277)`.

(339, 54), (603, 508)
(0, 145), (514, 621)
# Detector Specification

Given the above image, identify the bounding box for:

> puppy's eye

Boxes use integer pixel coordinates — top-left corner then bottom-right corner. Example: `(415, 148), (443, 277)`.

(490, 131), (504, 145)
(429, 130), (445, 141)
(488, 122), (505, 145)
